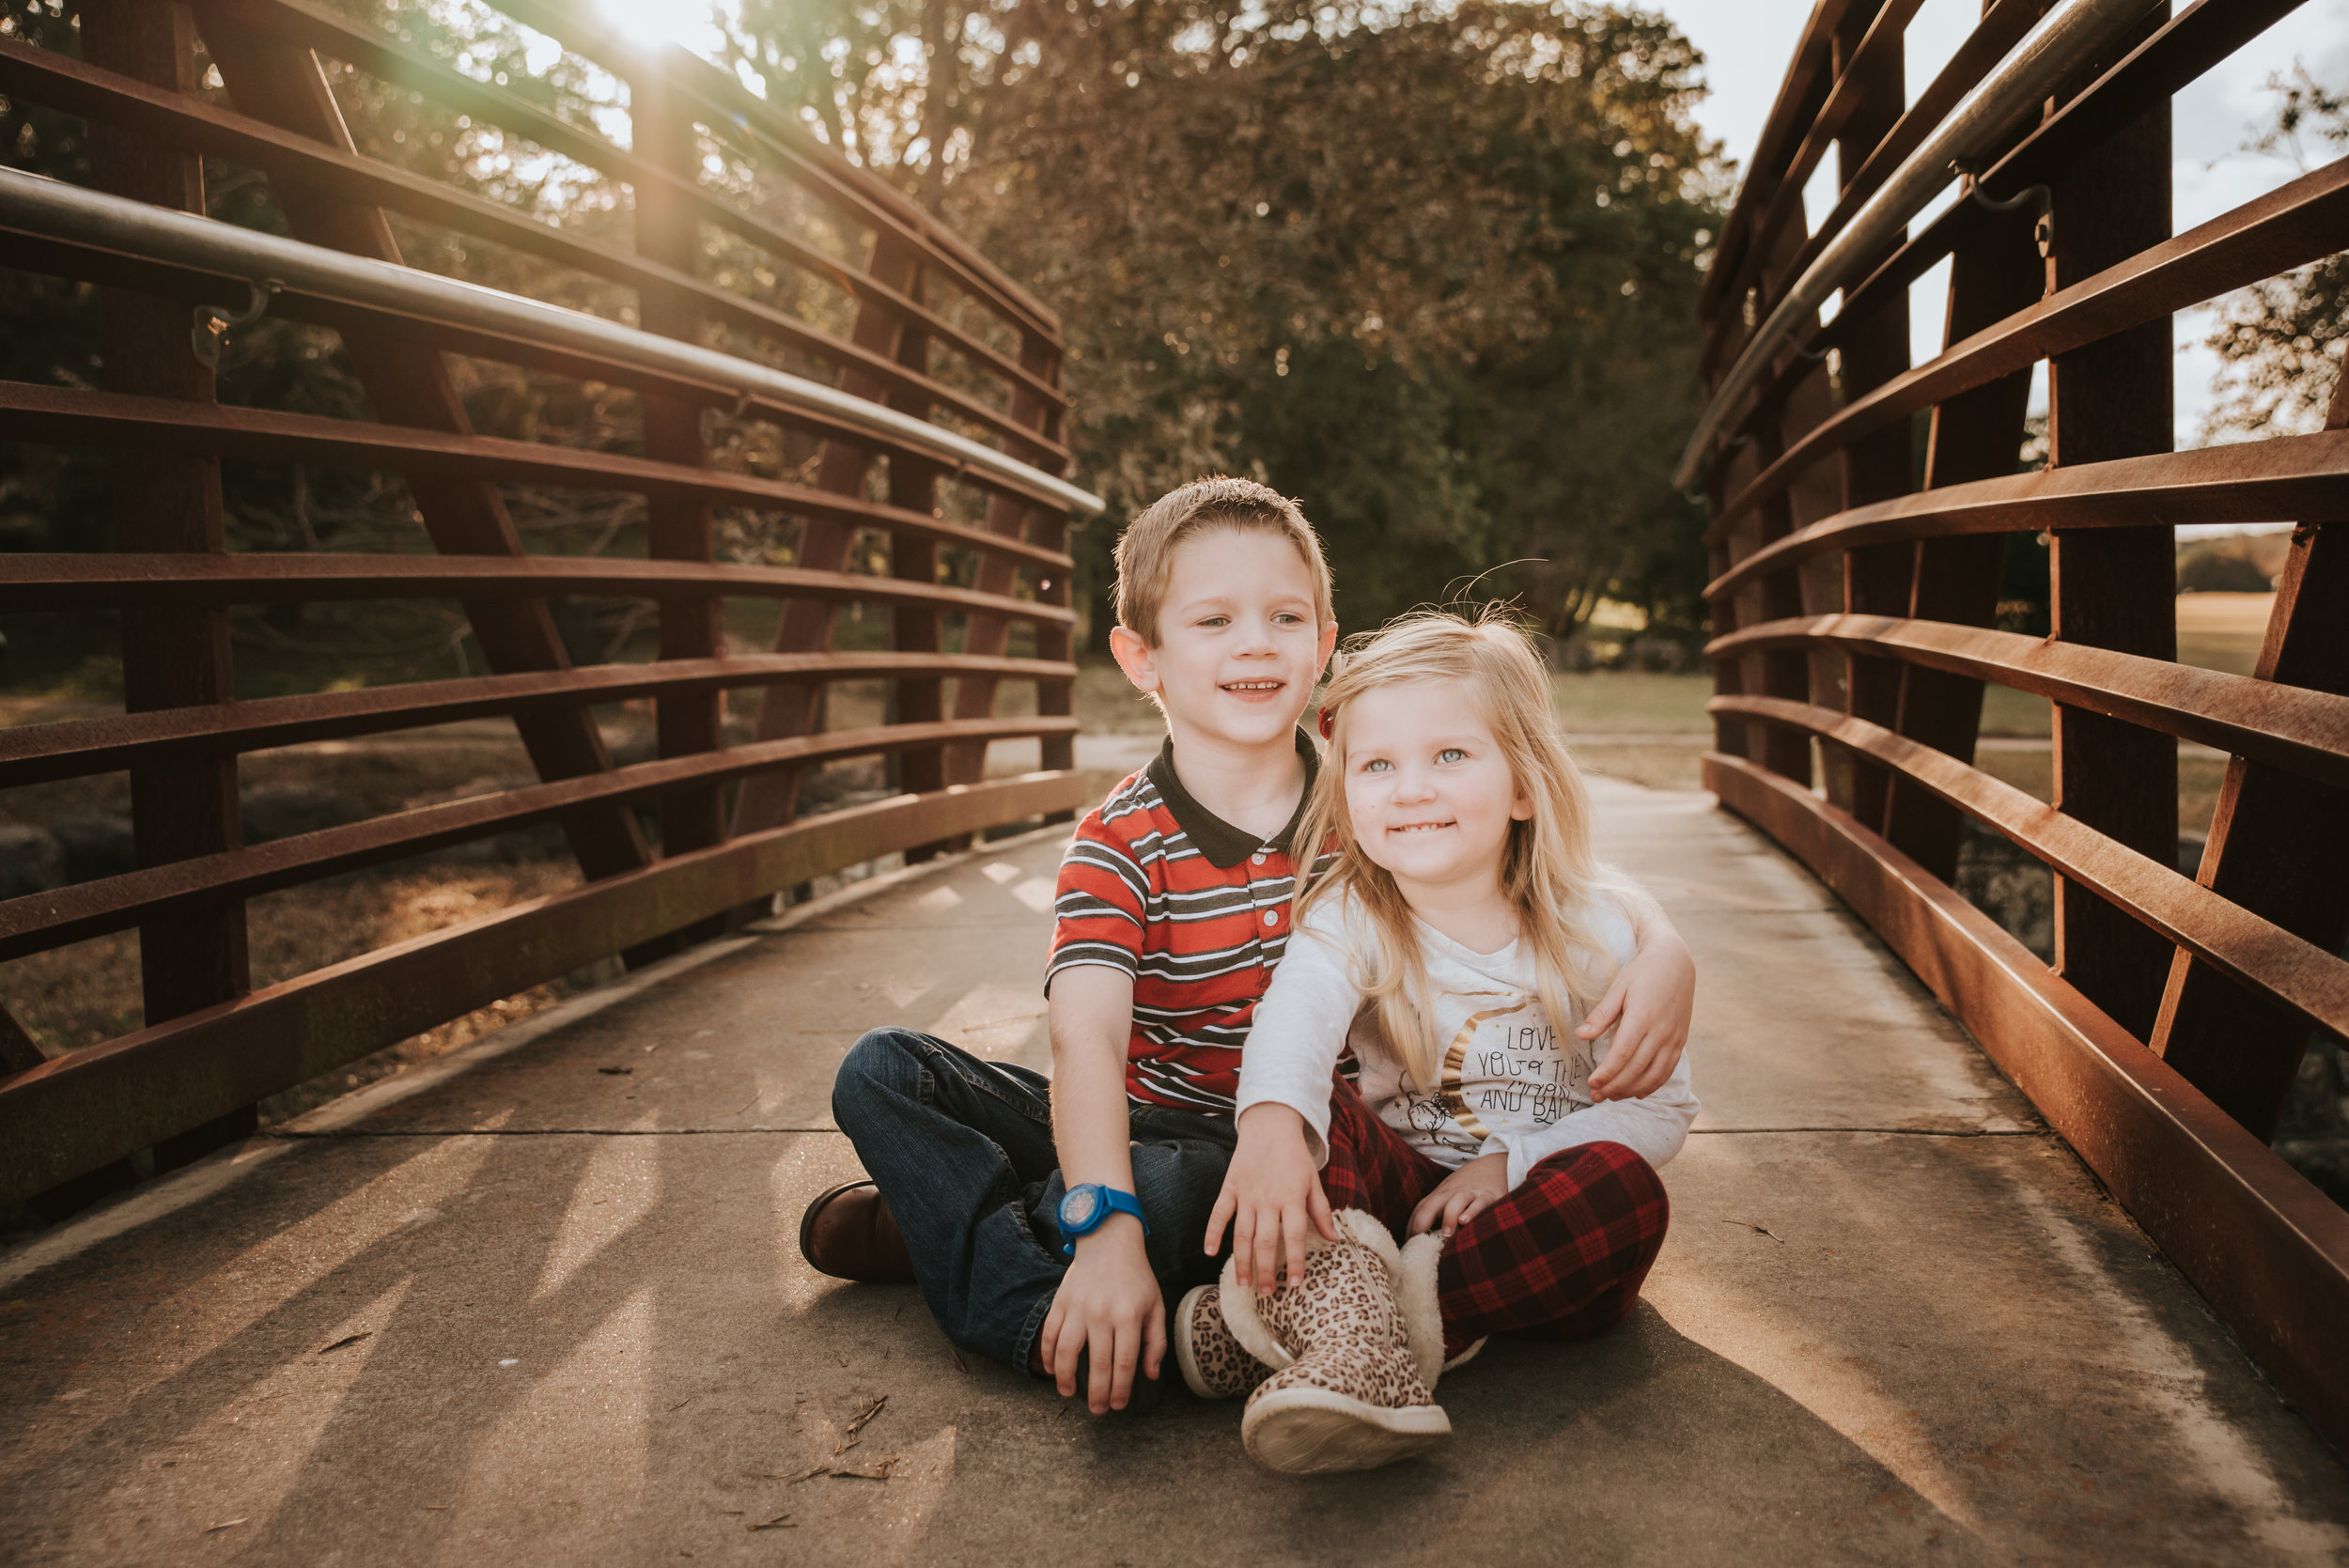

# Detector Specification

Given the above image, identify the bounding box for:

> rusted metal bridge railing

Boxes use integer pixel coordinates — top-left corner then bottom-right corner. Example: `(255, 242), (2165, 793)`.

(0, 0), (1098, 1208)
(1687, 0), (2349, 1448)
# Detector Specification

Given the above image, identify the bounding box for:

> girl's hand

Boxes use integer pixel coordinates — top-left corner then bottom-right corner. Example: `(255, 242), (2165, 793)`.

(1408, 1152), (1510, 1239)
(1582, 919), (1695, 1102)
(1206, 1104), (1337, 1295)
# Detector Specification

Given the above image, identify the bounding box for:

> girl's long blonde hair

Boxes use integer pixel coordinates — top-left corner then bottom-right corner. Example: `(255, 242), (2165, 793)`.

(1296, 608), (1626, 1090)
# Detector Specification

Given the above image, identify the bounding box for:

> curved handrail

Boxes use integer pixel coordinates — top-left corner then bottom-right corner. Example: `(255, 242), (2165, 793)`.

(0, 166), (1106, 517)
(1672, 0), (2164, 492)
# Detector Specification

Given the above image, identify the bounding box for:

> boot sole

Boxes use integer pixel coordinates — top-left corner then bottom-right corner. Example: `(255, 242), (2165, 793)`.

(1241, 1388), (1451, 1474)
(1172, 1285), (1228, 1400)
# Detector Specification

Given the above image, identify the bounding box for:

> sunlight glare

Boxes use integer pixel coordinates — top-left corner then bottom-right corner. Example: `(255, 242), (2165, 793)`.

(596, 0), (726, 54)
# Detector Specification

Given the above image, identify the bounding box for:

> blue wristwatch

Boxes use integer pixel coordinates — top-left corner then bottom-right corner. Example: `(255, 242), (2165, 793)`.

(1056, 1183), (1149, 1258)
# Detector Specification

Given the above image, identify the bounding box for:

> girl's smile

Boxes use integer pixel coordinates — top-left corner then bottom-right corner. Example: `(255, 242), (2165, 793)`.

(1341, 680), (1532, 930)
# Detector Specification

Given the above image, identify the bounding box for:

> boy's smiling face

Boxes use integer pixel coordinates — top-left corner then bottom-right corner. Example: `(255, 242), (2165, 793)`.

(1111, 526), (1336, 752)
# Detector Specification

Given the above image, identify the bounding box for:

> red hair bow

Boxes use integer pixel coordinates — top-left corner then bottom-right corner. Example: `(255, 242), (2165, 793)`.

(1317, 706), (1335, 740)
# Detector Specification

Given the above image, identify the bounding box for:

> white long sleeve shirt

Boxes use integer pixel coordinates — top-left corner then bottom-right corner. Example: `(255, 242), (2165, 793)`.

(1235, 888), (1697, 1188)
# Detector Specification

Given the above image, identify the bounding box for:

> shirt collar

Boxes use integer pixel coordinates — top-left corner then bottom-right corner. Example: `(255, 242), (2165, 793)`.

(1147, 727), (1320, 870)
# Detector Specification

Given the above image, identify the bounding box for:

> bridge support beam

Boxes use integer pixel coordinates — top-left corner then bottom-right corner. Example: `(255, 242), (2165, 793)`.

(2152, 371), (2349, 1136)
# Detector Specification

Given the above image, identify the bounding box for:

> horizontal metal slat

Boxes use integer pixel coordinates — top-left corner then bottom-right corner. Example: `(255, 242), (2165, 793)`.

(1706, 151), (2349, 540)
(0, 552), (1079, 621)
(1704, 751), (2349, 1462)
(0, 652), (1077, 786)
(0, 381), (1074, 571)
(0, 716), (1081, 956)
(1705, 614), (2349, 787)
(1708, 693), (2349, 1040)
(1705, 428), (2349, 595)
(0, 771), (1088, 1206)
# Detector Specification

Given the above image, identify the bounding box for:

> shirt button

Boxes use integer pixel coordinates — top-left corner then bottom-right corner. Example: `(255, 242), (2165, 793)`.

(1262, 909), (1279, 927)
(1252, 851), (1268, 864)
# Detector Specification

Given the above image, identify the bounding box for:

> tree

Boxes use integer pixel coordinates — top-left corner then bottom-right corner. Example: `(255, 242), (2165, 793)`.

(2201, 70), (2349, 442)
(941, 1), (1723, 644)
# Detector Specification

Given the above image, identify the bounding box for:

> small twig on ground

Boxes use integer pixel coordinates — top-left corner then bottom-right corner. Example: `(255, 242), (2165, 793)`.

(844, 1393), (887, 1437)
(1719, 1219), (1782, 1242)
(829, 1459), (896, 1482)
(206, 1520), (247, 1533)
(750, 1513), (796, 1530)
(318, 1332), (372, 1355)
(949, 1347), (968, 1374)
(780, 1467), (831, 1483)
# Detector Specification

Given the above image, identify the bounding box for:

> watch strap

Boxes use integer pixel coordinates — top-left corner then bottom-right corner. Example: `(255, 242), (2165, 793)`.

(1058, 1185), (1149, 1258)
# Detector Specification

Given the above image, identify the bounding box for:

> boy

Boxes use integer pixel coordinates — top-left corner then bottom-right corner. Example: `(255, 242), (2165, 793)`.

(803, 477), (1693, 1416)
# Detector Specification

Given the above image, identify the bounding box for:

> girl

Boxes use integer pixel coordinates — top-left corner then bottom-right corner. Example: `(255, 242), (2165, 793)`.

(1184, 609), (1696, 1474)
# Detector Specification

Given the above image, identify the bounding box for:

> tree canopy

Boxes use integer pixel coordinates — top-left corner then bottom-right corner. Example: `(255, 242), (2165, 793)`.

(723, 0), (1727, 646)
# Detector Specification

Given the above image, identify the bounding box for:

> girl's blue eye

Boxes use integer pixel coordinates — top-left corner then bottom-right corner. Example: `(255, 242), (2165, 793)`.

(1438, 748), (1467, 764)
(1363, 758), (1392, 773)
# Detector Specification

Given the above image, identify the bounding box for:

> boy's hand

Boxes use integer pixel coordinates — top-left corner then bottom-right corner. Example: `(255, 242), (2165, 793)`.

(1408, 1152), (1510, 1239)
(1582, 923), (1695, 1102)
(1038, 1217), (1164, 1415)
(1206, 1103), (1337, 1296)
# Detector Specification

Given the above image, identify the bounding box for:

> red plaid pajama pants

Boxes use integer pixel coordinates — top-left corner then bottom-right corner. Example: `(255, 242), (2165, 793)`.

(1318, 1080), (1670, 1357)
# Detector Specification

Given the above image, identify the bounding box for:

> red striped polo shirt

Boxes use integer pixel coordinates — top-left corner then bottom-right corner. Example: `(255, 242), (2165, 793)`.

(1047, 729), (1329, 1114)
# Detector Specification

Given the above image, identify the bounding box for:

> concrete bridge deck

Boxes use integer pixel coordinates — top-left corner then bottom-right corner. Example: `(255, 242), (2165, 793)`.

(4, 779), (2346, 1565)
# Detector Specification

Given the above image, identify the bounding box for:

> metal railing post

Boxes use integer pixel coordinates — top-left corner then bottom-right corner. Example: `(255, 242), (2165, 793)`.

(2045, 6), (2178, 1040)
(632, 70), (730, 934)
(82, 0), (255, 1171)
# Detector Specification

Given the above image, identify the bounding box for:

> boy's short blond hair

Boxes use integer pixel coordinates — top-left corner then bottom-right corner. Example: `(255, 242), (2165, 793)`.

(1112, 477), (1335, 647)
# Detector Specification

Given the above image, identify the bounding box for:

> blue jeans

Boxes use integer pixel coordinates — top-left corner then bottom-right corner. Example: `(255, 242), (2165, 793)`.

(831, 1027), (1237, 1375)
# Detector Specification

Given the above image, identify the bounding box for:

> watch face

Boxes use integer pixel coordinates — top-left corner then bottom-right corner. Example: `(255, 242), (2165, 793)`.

(1059, 1185), (1101, 1231)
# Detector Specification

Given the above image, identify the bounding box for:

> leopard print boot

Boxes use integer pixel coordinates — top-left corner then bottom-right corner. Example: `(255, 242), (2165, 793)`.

(1218, 1210), (1451, 1473)
(1172, 1283), (1273, 1399)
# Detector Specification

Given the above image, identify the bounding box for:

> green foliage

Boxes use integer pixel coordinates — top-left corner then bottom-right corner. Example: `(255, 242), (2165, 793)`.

(926, 0), (1724, 647)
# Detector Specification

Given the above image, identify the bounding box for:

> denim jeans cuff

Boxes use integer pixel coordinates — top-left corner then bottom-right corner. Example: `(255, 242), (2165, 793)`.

(1014, 1289), (1055, 1379)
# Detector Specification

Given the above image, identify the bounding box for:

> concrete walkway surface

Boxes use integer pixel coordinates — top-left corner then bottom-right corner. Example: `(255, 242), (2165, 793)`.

(4, 779), (2347, 1565)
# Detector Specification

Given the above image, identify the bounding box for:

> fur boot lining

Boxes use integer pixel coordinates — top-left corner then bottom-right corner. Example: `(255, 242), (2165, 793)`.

(1394, 1231), (1447, 1389)
(1332, 1207), (1403, 1273)
(1216, 1254), (1297, 1373)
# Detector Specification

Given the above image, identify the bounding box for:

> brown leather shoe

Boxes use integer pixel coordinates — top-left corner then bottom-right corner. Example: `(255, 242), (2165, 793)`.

(800, 1179), (915, 1282)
